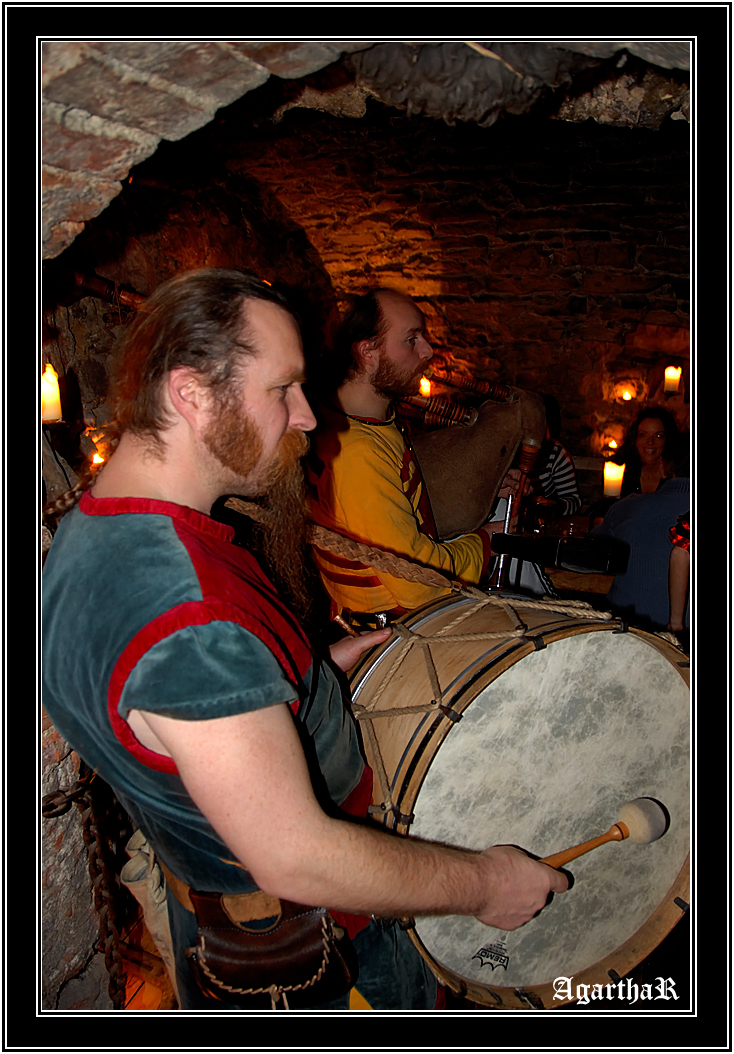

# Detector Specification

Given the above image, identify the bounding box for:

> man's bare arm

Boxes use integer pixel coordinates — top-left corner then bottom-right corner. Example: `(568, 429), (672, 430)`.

(132, 703), (567, 930)
(667, 544), (690, 632)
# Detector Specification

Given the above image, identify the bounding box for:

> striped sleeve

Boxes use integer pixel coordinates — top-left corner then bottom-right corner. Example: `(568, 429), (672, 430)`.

(537, 443), (582, 516)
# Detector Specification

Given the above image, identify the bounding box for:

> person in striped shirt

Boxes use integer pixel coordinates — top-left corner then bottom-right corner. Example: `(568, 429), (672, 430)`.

(532, 440), (582, 518)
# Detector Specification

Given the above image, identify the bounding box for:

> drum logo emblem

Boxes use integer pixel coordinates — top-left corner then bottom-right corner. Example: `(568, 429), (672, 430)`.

(472, 941), (509, 971)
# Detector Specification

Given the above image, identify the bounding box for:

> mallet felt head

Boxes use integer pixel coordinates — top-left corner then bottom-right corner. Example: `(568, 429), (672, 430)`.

(617, 797), (668, 844)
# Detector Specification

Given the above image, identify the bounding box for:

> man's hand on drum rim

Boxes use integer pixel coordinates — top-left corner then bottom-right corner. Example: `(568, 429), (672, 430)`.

(474, 845), (569, 931)
(328, 627), (392, 673)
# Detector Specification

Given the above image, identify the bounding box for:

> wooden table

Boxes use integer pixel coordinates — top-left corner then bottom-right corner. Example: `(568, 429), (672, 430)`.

(545, 568), (614, 596)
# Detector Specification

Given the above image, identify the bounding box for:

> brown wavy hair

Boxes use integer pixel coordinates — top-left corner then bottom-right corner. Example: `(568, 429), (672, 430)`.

(42, 269), (294, 526)
(316, 287), (392, 391)
(110, 268), (293, 447)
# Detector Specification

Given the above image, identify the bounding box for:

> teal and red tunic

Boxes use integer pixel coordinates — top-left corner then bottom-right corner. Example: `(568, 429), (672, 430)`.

(43, 491), (441, 1010)
(42, 492), (371, 918)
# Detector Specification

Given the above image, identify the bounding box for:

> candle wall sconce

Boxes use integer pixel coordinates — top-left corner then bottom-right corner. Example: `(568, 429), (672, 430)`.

(645, 356), (688, 403)
(612, 380), (640, 404)
(83, 426), (112, 468)
(41, 360), (78, 509)
(598, 421), (624, 450)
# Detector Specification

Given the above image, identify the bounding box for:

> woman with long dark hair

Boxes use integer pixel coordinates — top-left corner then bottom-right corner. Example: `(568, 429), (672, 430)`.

(615, 407), (682, 497)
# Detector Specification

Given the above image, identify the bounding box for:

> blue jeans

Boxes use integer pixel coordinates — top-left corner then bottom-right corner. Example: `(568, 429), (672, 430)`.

(316, 919), (439, 1010)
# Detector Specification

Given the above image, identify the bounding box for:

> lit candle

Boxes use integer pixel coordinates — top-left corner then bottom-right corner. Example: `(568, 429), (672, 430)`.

(664, 365), (682, 392)
(603, 462), (625, 497)
(419, 376), (431, 397)
(41, 364), (62, 422)
(614, 381), (637, 403)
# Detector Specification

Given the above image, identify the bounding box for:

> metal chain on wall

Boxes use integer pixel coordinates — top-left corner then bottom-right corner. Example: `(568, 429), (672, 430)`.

(43, 762), (136, 1009)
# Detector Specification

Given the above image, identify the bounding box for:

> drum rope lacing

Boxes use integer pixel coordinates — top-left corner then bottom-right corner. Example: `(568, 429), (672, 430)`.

(350, 590), (619, 823)
(306, 521), (681, 643)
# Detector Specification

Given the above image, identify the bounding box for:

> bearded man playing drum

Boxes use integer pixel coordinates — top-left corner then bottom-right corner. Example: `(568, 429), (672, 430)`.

(42, 269), (567, 1011)
(306, 288), (525, 630)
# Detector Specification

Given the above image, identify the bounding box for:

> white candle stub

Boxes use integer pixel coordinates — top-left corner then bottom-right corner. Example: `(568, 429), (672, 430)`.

(42, 364), (62, 422)
(604, 461), (625, 497)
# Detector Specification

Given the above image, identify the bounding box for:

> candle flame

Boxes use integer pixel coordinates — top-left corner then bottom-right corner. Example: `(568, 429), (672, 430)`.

(419, 376), (431, 396)
(614, 380), (638, 403)
(609, 439), (618, 449)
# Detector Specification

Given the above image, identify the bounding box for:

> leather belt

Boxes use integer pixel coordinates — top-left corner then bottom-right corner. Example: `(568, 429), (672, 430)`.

(159, 860), (281, 922)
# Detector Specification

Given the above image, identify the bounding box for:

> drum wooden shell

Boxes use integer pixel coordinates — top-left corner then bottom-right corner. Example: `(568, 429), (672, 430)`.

(348, 594), (690, 1009)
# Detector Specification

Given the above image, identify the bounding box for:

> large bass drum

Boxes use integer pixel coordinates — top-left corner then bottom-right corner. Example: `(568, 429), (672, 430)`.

(348, 592), (690, 1009)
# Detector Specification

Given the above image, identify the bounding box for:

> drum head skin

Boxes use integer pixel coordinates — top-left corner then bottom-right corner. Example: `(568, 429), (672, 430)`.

(411, 630), (689, 999)
(350, 596), (690, 1008)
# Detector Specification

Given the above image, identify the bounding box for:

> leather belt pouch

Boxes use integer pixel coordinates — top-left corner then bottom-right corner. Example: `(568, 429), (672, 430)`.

(184, 888), (359, 1009)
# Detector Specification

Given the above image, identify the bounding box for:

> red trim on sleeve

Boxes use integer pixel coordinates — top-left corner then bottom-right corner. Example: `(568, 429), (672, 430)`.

(108, 600), (301, 773)
(173, 520), (312, 679)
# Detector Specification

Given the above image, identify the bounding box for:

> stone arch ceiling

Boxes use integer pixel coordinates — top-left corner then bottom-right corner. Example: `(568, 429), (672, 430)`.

(42, 39), (690, 260)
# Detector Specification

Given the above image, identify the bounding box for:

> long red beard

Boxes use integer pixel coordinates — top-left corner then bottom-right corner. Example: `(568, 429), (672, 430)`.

(205, 403), (314, 619)
(254, 437), (314, 621)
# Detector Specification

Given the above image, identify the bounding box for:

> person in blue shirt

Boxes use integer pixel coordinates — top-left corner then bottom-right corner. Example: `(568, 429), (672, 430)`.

(593, 455), (690, 634)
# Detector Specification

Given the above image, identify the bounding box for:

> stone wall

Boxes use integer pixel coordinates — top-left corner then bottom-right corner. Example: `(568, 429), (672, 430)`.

(41, 718), (112, 1009)
(224, 103), (690, 458)
(43, 98), (689, 489)
(41, 41), (373, 258)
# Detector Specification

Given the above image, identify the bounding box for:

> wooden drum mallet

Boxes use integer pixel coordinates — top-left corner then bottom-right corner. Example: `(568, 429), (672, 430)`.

(541, 798), (669, 870)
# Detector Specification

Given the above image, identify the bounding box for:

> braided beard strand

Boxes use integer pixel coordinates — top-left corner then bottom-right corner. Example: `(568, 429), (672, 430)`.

(251, 430), (314, 622)
(203, 389), (313, 618)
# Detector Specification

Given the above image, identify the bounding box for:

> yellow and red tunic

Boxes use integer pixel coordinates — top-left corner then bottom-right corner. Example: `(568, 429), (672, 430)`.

(307, 405), (491, 616)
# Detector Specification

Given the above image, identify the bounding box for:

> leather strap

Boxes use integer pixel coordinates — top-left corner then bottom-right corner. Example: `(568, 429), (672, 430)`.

(159, 860), (283, 923)
(159, 860), (195, 914)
